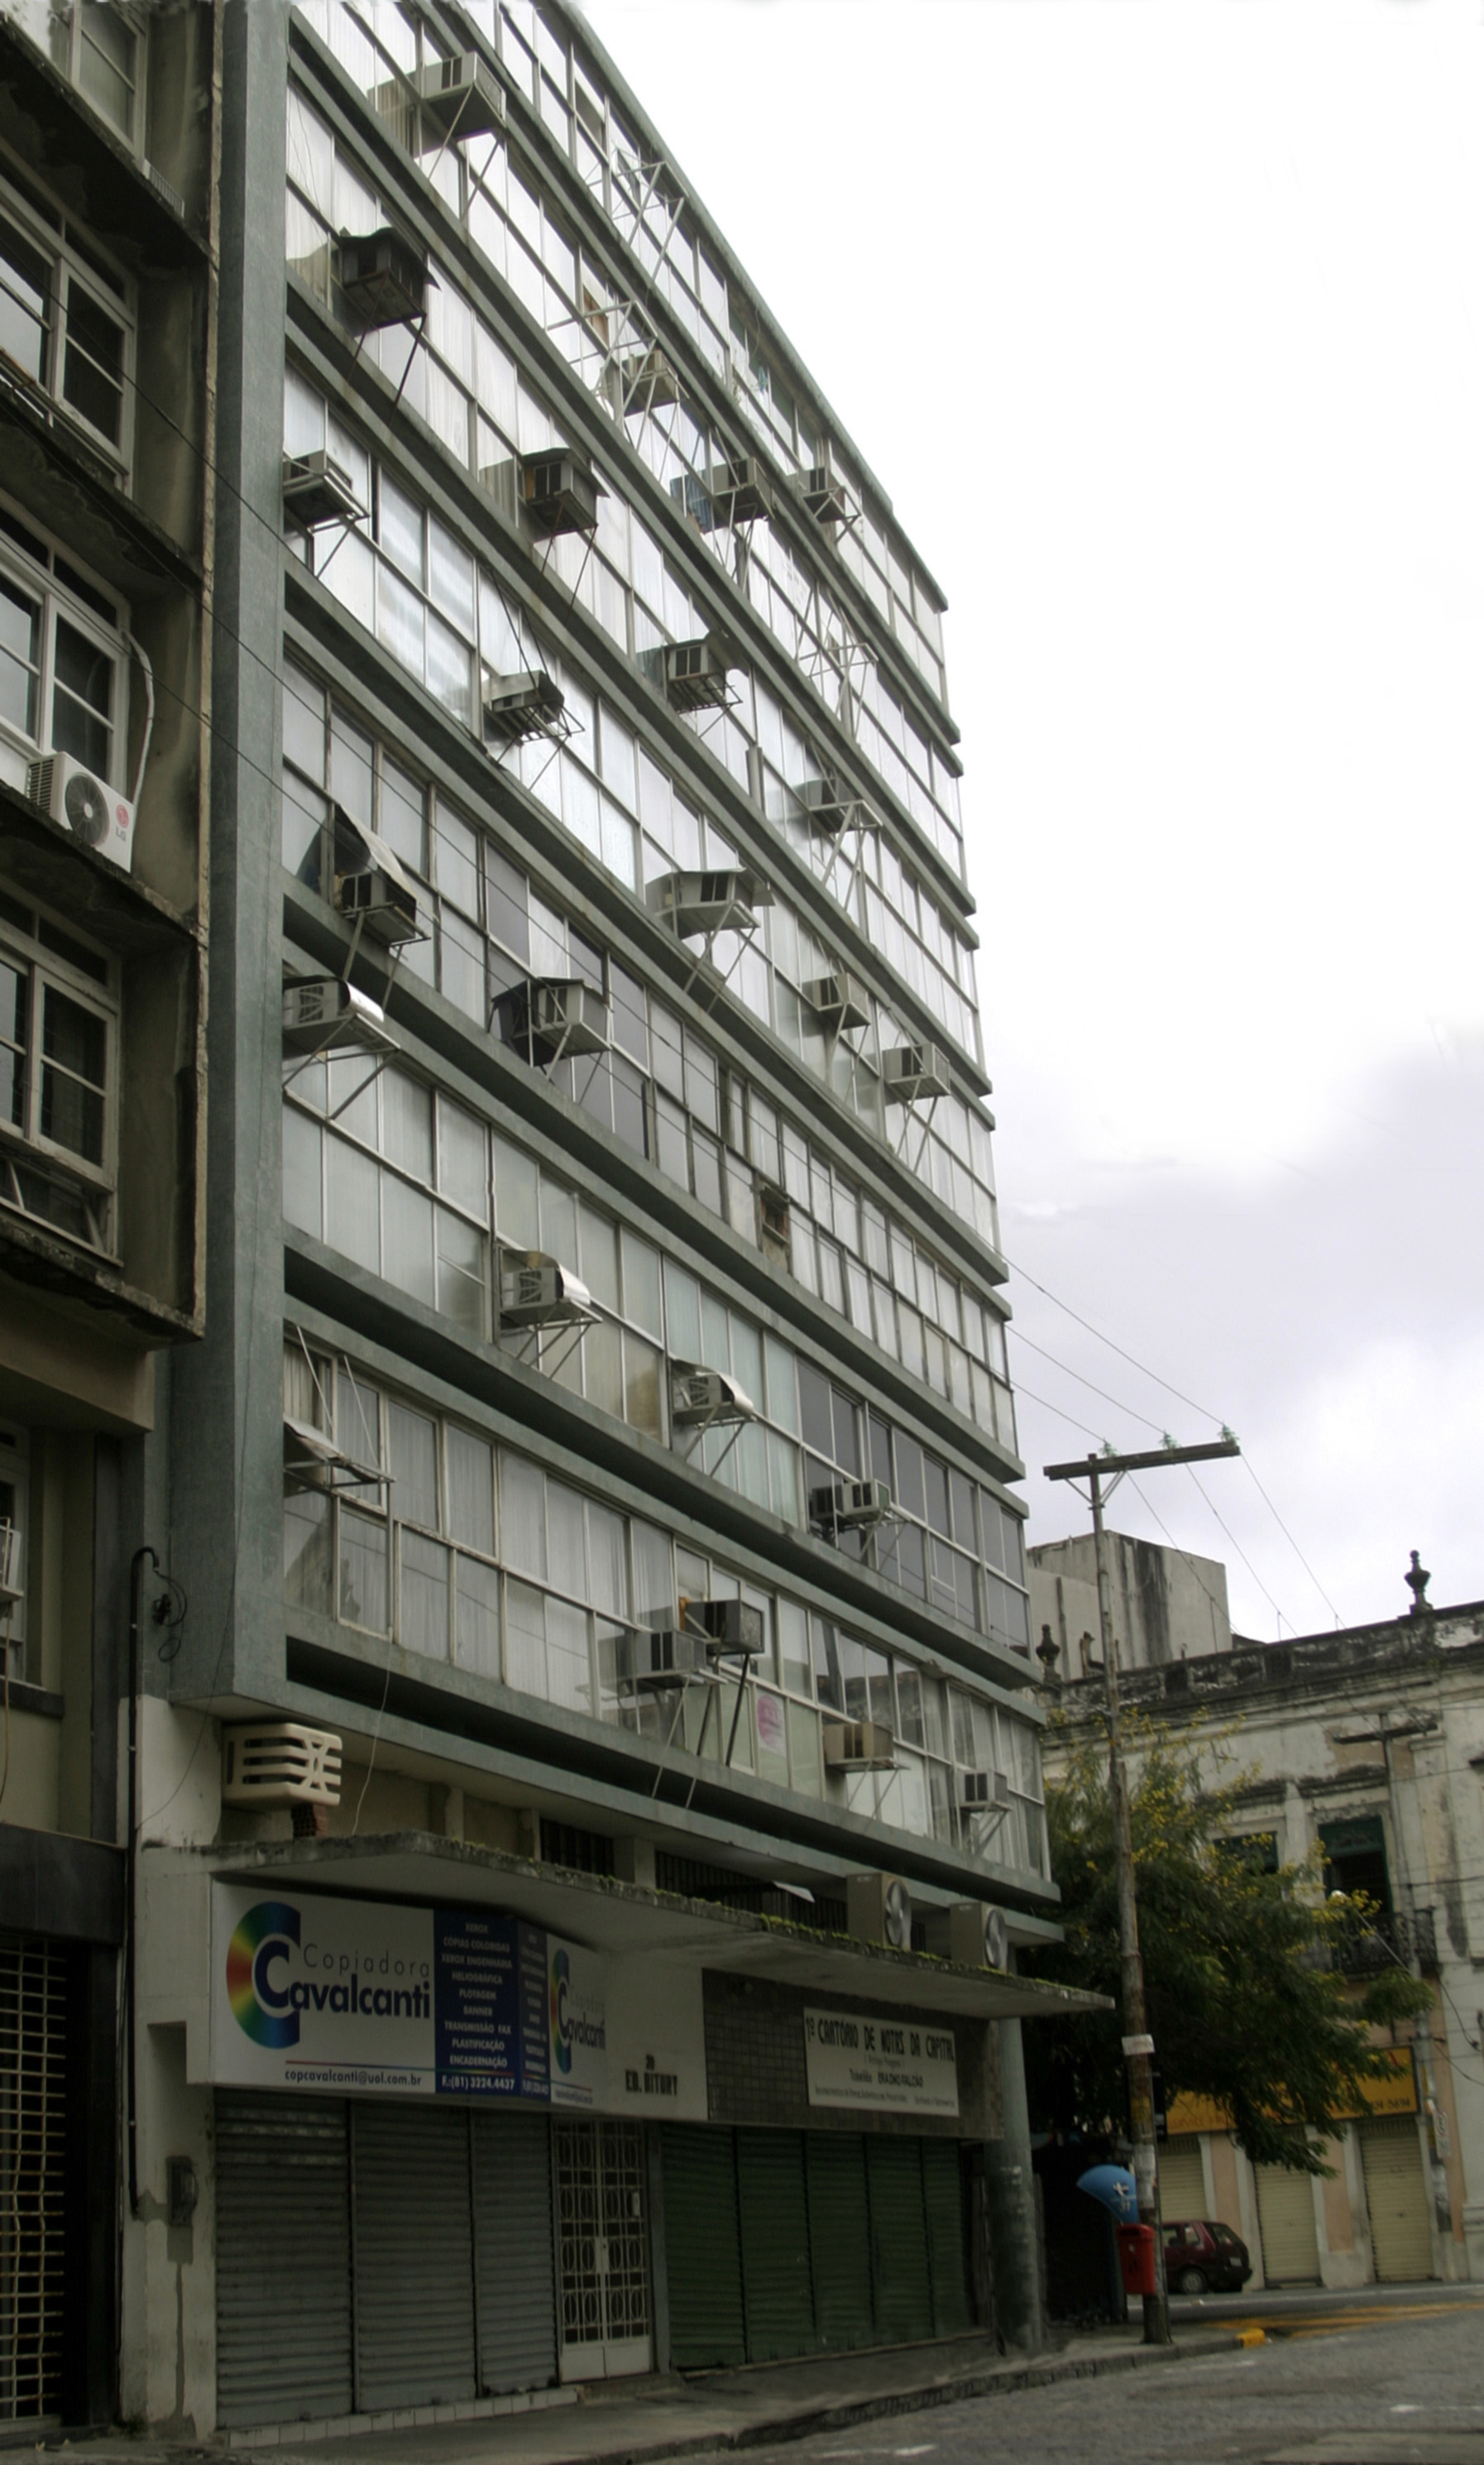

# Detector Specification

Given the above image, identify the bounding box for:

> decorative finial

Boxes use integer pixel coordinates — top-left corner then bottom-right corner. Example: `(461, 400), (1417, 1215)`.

(1036, 1624), (1061, 1686)
(1405, 1550), (1431, 1615)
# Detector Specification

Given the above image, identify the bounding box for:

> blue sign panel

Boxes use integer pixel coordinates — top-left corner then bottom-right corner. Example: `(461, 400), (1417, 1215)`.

(434, 1911), (549, 2098)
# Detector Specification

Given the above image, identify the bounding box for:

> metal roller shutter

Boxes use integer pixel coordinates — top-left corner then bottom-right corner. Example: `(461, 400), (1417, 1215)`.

(922, 2142), (972, 2334)
(0, 1935), (66, 2425)
(1361, 2119), (1433, 2283)
(214, 2093), (352, 2429)
(1255, 2160), (1320, 2285)
(865, 2139), (933, 2344)
(472, 2110), (557, 2393)
(661, 2127), (744, 2369)
(806, 2133), (874, 2350)
(737, 2131), (816, 2362)
(352, 2103), (476, 2412)
(1157, 2136), (1208, 2223)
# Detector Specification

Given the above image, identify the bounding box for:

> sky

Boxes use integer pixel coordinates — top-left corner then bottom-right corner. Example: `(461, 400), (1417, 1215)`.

(578, 0), (1484, 1640)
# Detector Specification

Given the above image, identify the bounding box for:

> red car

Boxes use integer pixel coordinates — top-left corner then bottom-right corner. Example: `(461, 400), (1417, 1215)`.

(1162, 2217), (1252, 2295)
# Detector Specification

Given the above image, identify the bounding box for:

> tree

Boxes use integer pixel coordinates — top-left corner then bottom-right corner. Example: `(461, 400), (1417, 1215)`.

(1023, 1719), (1433, 2172)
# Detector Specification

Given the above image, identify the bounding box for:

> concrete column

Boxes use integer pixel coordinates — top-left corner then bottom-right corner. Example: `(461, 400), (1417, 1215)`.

(984, 2016), (1044, 2353)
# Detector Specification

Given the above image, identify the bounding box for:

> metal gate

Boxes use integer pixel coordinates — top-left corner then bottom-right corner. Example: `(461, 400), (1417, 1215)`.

(660, 2125), (744, 2369)
(1360, 2118), (1433, 2283)
(737, 2132), (815, 2362)
(216, 2093), (353, 2429)
(553, 2117), (651, 2380)
(1255, 2160), (1320, 2284)
(1157, 2136), (1208, 2221)
(0, 1934), (65, 2424)
(471, 2109), (557, 2392)
(921, 2141), (972, 2334)
(806, 2133), (874, 2351)
(352, 2103), (477, 2413)
(865, 2139), (934, 2343)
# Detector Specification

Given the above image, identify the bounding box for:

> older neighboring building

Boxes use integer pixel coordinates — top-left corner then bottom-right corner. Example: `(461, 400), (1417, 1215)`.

(1030, 1529), (1233, 1683)
(112, 1), (1090, 2438)
(1043, 1546), (1484, 2290)
(0, 0), (215, 2431)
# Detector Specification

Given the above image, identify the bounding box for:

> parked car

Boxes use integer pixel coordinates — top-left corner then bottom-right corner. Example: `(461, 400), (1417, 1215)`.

(1162, 2218), (1253, 2295)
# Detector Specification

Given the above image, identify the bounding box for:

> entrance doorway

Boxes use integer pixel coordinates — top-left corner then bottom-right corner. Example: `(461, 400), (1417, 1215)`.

(553, 2118), (651, 2381)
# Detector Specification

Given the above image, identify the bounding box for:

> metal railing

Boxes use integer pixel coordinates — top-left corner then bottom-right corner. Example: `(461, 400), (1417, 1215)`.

(1333, 1906), (1438, 1976)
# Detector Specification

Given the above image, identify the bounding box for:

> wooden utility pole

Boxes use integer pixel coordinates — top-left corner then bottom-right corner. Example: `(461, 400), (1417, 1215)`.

(1044, 1436), (1241, 2346)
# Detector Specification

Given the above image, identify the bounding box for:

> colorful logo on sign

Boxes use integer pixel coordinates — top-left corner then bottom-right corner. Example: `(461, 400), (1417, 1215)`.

(550, 1945), (572, 2072)
(226, 1901), (302, 2048)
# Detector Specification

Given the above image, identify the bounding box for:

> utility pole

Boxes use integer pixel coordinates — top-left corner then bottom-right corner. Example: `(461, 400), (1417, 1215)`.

(1044, 1436), (1241, 2345)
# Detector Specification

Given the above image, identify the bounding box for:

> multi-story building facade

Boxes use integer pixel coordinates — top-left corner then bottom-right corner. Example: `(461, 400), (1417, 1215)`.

(0, 0), (215, 2430)
(98, 0), (1089, 2437)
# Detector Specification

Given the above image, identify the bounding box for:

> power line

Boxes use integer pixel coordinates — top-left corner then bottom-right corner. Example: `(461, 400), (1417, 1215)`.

(1186, 1465), (1287, 1630)
(1242, 1455), (1343, 1627)
(1003, 1249), (1225, 1428)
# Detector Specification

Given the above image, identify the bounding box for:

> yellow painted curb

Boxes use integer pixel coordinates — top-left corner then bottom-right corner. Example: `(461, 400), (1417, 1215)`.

(1235, 2328), (1267, 2347)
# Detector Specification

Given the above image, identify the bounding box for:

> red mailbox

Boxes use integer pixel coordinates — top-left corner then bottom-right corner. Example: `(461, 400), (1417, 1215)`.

(1117, 2222), (1159, 2298)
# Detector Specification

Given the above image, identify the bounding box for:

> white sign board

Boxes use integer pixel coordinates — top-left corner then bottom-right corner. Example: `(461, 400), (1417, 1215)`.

(803, 2007), (959, 2117)
(603, 1958), (707, 2122)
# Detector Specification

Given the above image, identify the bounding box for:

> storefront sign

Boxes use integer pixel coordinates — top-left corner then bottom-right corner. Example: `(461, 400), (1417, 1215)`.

(1164, 2048), (1418, 2139)
(604, 1959), (707, 2122)
(803, 2006), (959, 2117)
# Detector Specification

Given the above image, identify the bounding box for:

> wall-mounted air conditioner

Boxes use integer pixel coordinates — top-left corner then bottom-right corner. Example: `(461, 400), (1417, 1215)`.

(946, 1900), (1009, 1969)
(519, 449), (602, 539)
(662, 631), (744, 713)
(617, 1628), (706, 1689)
(333, 813), (421, 946)
(811, 1478), (893, 1534)
(337, 227), (428, 329)
(282, 977), (388, 1057)
(883, 1043), (951, 1103)
(281, 449), (365, 530)
(669, 1363), (757, 1427)
(222, 1721), (342, 1810)
(795, 465), (854, 525)
(26, 752), (135, 874)
(795, 777), (854, 837)
(707, 458), (773, 526)
(805, 971), (871, 1034)
(620, 347), (681, 407)
(959, 1769), (1012, 1813)
(483, 669), (566, 746)
(502, 977), (609, 1063)
(498, 1251), (593, 1329)
(646, 867), (769, 940)
(845, 1868), (912, 1944)
(413, 52), (505, 136)
(683, 1599), (765, 1657)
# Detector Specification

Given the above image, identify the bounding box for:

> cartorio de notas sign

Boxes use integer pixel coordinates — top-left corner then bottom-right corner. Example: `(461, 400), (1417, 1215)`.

(803, 2005), (959, 2117)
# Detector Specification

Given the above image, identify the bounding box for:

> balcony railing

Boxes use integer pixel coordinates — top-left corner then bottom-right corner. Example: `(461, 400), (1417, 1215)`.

(1334, 1907), (1438, 1976)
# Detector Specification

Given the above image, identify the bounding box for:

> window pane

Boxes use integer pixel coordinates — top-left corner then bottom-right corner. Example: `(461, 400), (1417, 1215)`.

(500, 1453), (546, 1579)
(39, 987), (105, 1161)
(382, 1171), (434, 1304)
(437, 1208), (487, 1335)
(50, 618), (112, 774)
(456, 1551), (500, 1677)
(504, 1576), (545, 1695)
(388, 1401), (438, 1527)
(0, 576), (40, 737)
(282, 1103), (323, 1237)
(284, 1491), (333, 1615)
(446, 1425), (495, 1555)
(339, 1505), (388, 1630)
(61, 281), (126, 444)
(400, 1527), (450, 1658)
(0, 215), (49, 383)
(324, 1132), (380, 1273)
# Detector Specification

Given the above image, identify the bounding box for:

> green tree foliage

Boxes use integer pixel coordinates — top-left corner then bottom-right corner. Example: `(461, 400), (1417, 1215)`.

(1024, 1721), (1432, 2173)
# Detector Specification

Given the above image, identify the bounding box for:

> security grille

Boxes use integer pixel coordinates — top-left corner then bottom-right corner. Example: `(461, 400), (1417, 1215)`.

(553, 2118), (650, 2377)
(0, 1934), (66, 2422)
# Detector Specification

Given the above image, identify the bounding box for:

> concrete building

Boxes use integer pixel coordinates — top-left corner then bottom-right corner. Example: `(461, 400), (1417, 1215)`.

(0, 0), (215, 2428)
(43, 1), (1096, 2439)
(1041, 1546), (1484, 2291)
(1030, 1529), (1232, 1684)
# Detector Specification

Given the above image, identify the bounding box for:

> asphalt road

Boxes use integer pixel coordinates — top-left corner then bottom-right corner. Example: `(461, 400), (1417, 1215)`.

(731, 2297), (1484, 2465)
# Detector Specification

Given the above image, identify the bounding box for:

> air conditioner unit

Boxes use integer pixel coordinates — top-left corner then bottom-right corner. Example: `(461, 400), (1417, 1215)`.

(795, 777), (854, 837)
(498, 1251), (593, 1329)
(805, 971), (871, 1034)
(796, 465), (854, 525)
(26, 752), (135, 873)
(222, 1721), (342, 1810)
(333, 815), (421, 946)
(617, 1628), (706, 1690)
(646, 868), (770, 940)
(663, 631), (744, 714)
(282, 977), (387, 1057)
(620, 347), (681, 407)
(959, 1769), (1012, 1813)
(683, 1598), (765, 1657)
(811, 1478), (893, 1534)
(0, 1519), (22, 1611)
(707, 458), (773, 526)
(845, 1869), (912, 1945)
(757, 1183), (790, 1258)
(483, 669), (566, 746)
(412, 52), (505, 136)
(520, 449), (602, 540)
(669, 1363), (757, 1428)
(282, 449), (365, 530)
(883, 1043), (951, 1103)
(337, 227), (428, 329)
(503, 977), (609, 1063)
(947, 1901), (1008, 1969)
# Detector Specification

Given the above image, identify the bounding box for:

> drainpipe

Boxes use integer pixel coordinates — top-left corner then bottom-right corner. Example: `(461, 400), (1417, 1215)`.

(125, 1545), (160, 2222)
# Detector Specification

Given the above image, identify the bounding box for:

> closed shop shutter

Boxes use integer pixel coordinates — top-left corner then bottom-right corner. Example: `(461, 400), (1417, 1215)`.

(662, 2127), (744, 2369)
(806, 2134), (875, 2352)
(1361, 2118), (1433, 2283)
(737, 2131), (816, 2362)
(471, 2110), (556, 2393)
(865, 2139), (933, 2344)
(0, 1932), (66, 2425)
(352, 2104), (476, 2412)
(215, 2093), (352, 2429)
(1158, 2136), (1208, 2223)
(922, 2142), (972, 2334)
(1255, 2160), (1320, 2285)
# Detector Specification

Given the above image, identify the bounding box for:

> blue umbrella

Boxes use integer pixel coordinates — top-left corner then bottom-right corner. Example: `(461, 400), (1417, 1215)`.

(1077, 2163), (1138, 2222)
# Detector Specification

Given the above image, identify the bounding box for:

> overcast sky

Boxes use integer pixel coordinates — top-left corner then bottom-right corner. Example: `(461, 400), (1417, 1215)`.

(579, 0), (1484, 1640)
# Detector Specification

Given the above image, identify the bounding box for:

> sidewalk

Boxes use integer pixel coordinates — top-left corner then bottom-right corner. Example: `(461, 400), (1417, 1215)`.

(23, 2321), (1250, 2465)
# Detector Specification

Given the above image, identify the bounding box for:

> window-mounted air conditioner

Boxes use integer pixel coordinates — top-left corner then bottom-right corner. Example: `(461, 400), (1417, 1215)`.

(26, 752), (135, 874)
(684, 1597), (765, 1657)
(669, 1363), (757, 1428)
(845, 1868), (912, 1944)
(663, 630), (744, 714)
(620, 347), (681, 408)
(337, 227), (428, 330)
(413, 52), (505, 137)
(282, 977), (387, 1057)
(707, 458), (773, 527)
(757, 1182), (790, 1259)
(333, 813), (420, 946)
(0, 1519), (22, 1610)
(483, 669), (566, 746)
(960, 1769), (1012, 1813)
(795, 777), (854, 838)
(519, 449), (602, 540)
(811, 1478), (893, 1533)
(646, 867), (770, 940)
(796, 465), (854, 525)
(499, 1250), (593, 1329)
(222, 1721), (343, 1810)
(282, 449), (365, 530)
(883, 1043), (951, 1103)
(503, 976), (610, 1063)
(805, 971), (871, 1034)
(617, 1628), (706, 1690)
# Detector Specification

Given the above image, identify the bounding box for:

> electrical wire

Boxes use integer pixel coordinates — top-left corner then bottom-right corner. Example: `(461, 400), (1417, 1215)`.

(1241, 1455), (1343, 1628)
(1185, 1465), (1288, 1630)
(1003, 1249), (1226, 1429)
